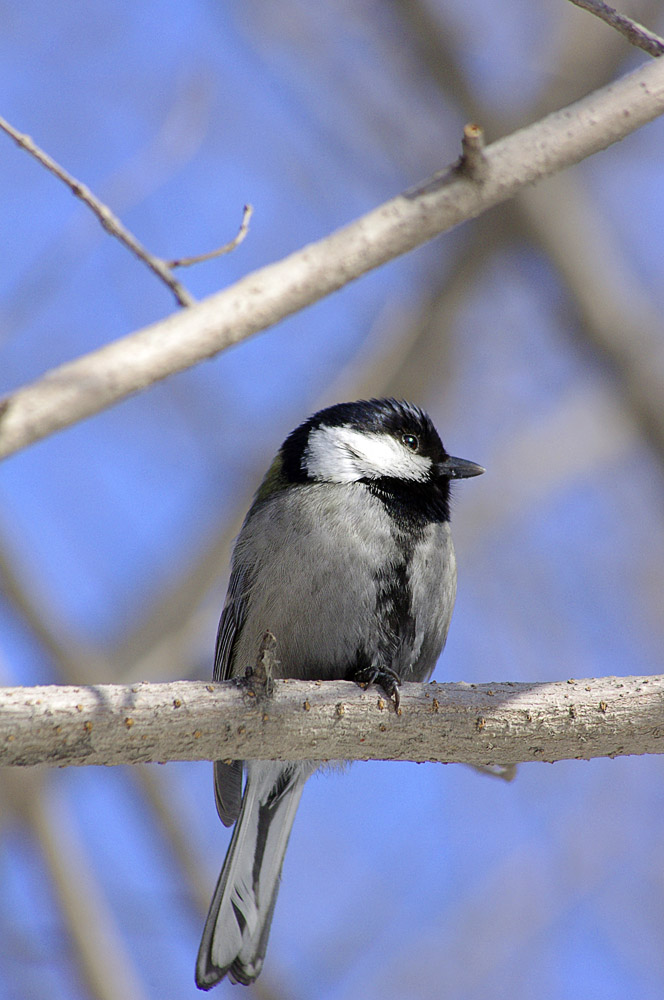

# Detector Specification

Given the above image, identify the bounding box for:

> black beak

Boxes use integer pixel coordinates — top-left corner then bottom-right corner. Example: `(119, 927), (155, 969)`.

(438, 455), (485, 480)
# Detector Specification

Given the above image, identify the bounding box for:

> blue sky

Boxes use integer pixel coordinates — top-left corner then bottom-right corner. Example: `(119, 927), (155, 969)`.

(1, 2), (664, 999)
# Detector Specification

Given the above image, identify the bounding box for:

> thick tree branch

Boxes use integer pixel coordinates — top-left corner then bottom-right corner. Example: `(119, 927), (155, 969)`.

(0, 675), (662, 768)
(1, 56), (664, 461)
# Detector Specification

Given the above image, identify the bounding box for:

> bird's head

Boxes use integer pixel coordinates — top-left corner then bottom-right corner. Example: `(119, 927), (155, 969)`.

(281, 398), (484, 489)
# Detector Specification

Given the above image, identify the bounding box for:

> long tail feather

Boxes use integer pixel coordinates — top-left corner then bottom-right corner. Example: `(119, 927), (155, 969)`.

(196, 763), (308, 989)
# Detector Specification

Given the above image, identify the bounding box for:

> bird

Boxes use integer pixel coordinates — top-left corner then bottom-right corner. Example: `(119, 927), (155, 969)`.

(195, 398), (483, 989)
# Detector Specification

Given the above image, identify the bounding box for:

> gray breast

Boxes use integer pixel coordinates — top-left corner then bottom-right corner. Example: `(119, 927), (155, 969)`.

(229, 482), (457, 683)
(405, 520), (457, 680)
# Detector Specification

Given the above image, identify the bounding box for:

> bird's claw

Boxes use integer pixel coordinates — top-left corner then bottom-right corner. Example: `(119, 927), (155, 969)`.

(349, 665), (402, 711)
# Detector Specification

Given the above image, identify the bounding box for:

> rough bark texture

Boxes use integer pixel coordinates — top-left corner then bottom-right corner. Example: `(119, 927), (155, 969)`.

(0, 675), (662, 768)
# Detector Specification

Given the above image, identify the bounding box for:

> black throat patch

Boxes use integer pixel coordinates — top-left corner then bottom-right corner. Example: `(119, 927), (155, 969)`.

(364, 476), (451, 527)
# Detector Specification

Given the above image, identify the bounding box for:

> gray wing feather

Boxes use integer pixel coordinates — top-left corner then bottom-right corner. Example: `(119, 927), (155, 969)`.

(213, 563), (251, 826)
(214, 563), (250, 681)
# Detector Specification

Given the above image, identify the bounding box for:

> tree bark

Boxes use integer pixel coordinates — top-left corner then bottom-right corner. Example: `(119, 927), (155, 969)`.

(0, 675), (662, 768)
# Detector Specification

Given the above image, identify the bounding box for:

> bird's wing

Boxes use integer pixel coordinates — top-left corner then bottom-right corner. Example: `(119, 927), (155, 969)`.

(213, 562), (250, 681)
(213, 563), (251, 826)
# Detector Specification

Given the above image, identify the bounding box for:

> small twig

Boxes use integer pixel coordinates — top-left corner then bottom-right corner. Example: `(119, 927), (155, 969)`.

(568, 0), (664, 57)
(457, 123), (488, 182)
(0, 115), (195, 308)
(167, 204), (253, 269)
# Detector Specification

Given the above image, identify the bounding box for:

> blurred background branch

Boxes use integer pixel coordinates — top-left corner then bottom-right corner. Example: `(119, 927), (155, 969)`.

(568, 0), (664, 56)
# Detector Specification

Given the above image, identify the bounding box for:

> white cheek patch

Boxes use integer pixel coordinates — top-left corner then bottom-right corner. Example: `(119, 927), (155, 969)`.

(305, 425), (432, 483)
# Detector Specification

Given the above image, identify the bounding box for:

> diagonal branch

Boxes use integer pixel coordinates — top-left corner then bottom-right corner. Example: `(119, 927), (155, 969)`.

(0, 114), (195, 307)
(0, 674), (662, 768)
(568, 0), (664, 57)
(1, 54), (664, 461)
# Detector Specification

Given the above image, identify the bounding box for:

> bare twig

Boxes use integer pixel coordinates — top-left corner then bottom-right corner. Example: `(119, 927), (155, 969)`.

(0, 115), (195, 308)
(1, 54), (664, 462)
(167, 203), (253, 268)
(543, 0), (664, 109)
(568, 0), (664, 57)
(0, 674), (662, 768)
(457, 123), (488, 182)
(1, 78), (213, 342)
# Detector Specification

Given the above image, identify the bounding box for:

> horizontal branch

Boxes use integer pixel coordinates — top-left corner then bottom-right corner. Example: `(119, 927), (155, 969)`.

(1, 56), (664, 460)
(1, 675), (662, 768)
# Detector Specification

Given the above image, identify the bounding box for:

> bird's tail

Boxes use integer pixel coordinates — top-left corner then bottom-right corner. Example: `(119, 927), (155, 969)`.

(196, 763), (307, 990)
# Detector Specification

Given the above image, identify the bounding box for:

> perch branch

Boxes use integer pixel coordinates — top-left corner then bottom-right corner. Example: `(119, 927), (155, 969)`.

(0, 675), (662, 768)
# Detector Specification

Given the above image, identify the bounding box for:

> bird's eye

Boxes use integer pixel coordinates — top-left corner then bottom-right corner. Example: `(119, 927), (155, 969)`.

(402, 433), (419, 452)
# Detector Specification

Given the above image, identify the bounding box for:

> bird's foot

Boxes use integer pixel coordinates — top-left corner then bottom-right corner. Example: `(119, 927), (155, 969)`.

(348, 664), (402, 711)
